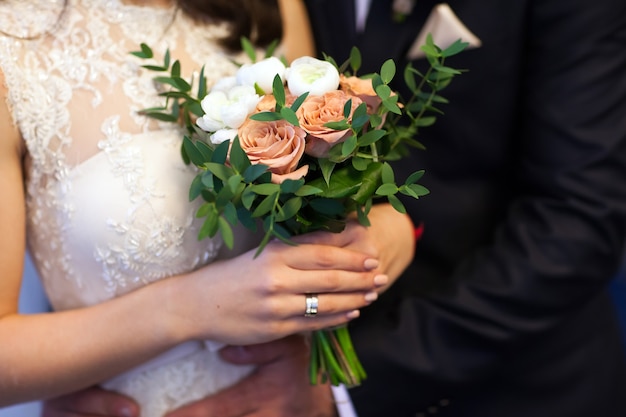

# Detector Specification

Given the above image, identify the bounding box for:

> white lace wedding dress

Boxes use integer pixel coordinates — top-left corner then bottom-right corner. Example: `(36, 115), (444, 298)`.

(0, 1), (257, 416)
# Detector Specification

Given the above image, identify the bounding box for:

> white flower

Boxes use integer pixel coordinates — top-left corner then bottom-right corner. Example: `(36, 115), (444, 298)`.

(209, 128), (238, 145)
(286, 56), (340, 97)
(210, 76), (237, 93)
(236, 57), (287, 94)
(196, 85), (261, 133)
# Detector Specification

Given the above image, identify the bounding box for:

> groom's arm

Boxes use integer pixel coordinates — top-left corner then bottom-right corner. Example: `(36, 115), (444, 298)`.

(41, 335), (338, 417)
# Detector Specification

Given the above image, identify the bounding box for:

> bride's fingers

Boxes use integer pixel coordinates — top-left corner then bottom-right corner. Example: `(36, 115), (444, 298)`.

(291, 291), (378, 317)
(278, 269), (389, 293)
(271, 242), (379, 272)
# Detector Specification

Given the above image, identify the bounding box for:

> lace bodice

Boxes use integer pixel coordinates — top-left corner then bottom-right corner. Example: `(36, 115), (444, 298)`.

(0, 1), (255, 415)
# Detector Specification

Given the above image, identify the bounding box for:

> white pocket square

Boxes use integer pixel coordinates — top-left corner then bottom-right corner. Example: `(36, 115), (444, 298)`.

(406, 3), (481, 60)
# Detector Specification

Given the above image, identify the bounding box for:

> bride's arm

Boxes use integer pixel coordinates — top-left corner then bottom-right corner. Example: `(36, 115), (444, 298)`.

(277, 0), (316, 61)
(0, 77), (384, 407)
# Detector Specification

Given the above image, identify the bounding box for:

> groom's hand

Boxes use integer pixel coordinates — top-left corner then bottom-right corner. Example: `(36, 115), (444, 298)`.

(166, 335), (338, 417)
(42, 386), (139, 417)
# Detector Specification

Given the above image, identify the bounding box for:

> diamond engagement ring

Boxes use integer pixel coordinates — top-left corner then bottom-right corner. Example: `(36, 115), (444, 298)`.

(304, 294), (319, 317)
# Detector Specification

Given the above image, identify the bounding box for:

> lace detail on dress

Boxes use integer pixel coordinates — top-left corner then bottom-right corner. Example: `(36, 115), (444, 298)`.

(0, 1), (255, 415)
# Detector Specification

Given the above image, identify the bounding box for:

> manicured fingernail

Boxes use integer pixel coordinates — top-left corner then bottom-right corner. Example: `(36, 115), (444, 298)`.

(364, 291), (378, 302)
(346, 309), (360, 319)
(364, 258), (379, 270)
(373, 274), (388, 286)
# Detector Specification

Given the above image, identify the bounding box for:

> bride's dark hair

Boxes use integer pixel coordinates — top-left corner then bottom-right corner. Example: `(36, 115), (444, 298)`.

(180, 0), (282, 50)
(0, 0), (282, 50)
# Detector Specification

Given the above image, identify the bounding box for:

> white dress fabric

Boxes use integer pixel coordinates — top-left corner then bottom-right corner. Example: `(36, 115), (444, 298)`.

(0, 1), (256, 416)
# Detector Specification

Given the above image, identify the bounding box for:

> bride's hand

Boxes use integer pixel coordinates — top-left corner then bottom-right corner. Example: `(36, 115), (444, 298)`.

(163, 239), (386, 346)
(292, 203), (416, 292)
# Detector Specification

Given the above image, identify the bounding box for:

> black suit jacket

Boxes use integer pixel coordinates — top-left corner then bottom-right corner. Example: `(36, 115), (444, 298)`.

(305, 1), (626, 416)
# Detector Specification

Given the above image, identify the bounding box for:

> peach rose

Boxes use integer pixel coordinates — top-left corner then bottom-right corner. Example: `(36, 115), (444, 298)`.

(237, 118), (309, 184)
(339, 74), (382, 114)
(297, 90), (363, 158)
(255, 92), (298, 112)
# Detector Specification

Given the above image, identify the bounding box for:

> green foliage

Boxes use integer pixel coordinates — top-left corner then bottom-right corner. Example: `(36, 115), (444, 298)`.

(130, 34), (467, 255)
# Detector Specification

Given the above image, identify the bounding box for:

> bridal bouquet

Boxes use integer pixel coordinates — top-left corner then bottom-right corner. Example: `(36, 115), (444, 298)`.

(132, 36), (466, 387)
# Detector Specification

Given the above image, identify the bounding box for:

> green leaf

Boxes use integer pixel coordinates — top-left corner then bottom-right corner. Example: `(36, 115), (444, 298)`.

(218, 217), (234, 249)
(252, 192), (278, 217)
(228, 136), (251, 173)
(183, 136), (207, 166)
(353, 162), (383, 204)
(290, 92), (309, 112)
(351, 157), (369, 171)
(200, 170), (215, 190)
(237, 206), (257, 230)
(388, 194), (406, 213)
(265, 39), (280, 58)
(441, 39), (469, 57)
(240, 37), (257, 62)
(350, 103), (370, 131)
(153, 76), (191, 92)
(198, 205), (219, 240)
(343, 98), (353, 119)
(189, 175), (204, 201)
(319, 158), (336, 185)
(280, 178), (305, 194)
(243, 164), (269, 183)
(405, 183), (430, 197)
(205, 162), (234, 181)
(250, 183), (281, 195)
(404, 170), (425, 185)
(212, 140), (230, 164)
(171, 60), (181, 78)
(250, 112), (282, 122)
(341, 134), (358, 157)
(273, 74), (286, 107)
(358, 129), (386, 146)
(195, 140), (214, 162)
(375, 183), (398, 196)
(309, 198), (345, 216)
(380, 59), (396, 84)
(163, 49), (171, 69)
(415, 116), (437, 127)
(130, 43), (153, 59)
(223, 202), (238, 225)
(197, 66), (207, 99)
(241, 186), (257, 209)
(375, 84), (392, 100)
(324, 120), (351, 131)
(141, 112), (178, 123)
(275, 197), (302, 222)
(141, 65), (168, 72)
(280, 107), (300, 126)
(295, 185), (323, 196)
(381, 162), (395, 184)
(349, 47), (362, 73)
(403, 63), (417, 92)
(226, 174), (242, 194)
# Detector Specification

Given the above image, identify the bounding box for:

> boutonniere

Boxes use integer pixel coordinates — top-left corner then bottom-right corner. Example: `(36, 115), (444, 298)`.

(393, 0), (417, 22)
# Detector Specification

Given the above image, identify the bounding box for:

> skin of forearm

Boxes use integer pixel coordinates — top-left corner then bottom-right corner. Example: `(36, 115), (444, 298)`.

(0, 276), (182, 406)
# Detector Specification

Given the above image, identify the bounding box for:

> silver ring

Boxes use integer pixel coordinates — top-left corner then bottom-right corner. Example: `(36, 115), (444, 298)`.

(304, 294), (319, 317)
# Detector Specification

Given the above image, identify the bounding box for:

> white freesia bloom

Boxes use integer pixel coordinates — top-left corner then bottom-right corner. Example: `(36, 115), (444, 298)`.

(287, 56), (340, 97)
(236, 56), (286, 93)
(196, 85), (261, 133)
